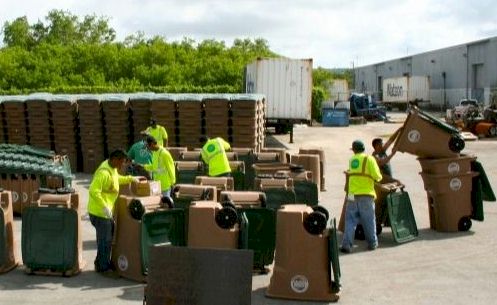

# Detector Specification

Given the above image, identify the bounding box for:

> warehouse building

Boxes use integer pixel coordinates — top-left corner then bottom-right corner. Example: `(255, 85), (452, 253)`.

(354, 36), (497, 109)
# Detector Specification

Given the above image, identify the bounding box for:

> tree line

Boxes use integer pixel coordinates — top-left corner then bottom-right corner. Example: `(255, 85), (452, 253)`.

(0, 10), (351, 121)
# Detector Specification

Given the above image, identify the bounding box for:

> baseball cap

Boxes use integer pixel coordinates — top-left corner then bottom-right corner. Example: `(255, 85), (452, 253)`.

(352, 140), (365, 152)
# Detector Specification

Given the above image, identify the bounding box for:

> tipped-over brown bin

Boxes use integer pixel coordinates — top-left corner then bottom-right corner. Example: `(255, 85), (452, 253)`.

(266, 204), (339, 302)
(0, 190), (19, 273)
(420, 172), (477, 232)
(112, 195), (162, 282)
(393, 108), (465, 158)
(187, 201), (239, 249)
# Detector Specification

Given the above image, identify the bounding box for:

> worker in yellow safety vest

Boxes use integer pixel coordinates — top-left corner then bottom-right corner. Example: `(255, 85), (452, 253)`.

(87, 149), (143, 275)
(143, 135), (176, 198)
(340, 140), (382, 254)
(143, 118), (168, 147)
(200, 136), (232, 177)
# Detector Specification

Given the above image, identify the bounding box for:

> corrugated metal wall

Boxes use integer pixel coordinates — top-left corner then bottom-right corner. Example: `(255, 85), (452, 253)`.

(354, 37), (497, 108)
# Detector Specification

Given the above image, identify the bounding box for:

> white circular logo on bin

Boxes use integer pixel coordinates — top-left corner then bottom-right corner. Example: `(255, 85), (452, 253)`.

(447, 162), (460, 174)
(12, 191), (19, 203)
(118, 255), (129, 271)
(22, 192), (28, 203)
(290, 275), (309, 293)
(407, 130), (421, 143)
(449, 178), (462, 191)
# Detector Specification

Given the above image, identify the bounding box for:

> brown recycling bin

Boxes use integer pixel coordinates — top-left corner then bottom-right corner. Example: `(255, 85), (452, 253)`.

(187, 201), (239, 249)
(195, 176), (234, 199)
(299, 148), (326, 191)
(420, 172), (477, 232)
(267, 205), (339, 302)
(112, 195), (162, 282)
(255, 177), (294, 191)
(290, 154), (321, 192)
(393, 108), (464, 158)
(418, 155), (476, 175)
(0, 190), (19, 273)
(220, 191), (266, 208)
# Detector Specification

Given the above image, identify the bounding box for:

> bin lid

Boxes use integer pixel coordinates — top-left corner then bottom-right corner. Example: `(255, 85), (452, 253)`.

(414, 108), (460, 134)
(472, 160), (496, 201)
(387, 190), (418, 243)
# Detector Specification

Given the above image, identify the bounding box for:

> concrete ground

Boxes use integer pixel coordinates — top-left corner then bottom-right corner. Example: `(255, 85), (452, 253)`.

(1, 111), (497, 305)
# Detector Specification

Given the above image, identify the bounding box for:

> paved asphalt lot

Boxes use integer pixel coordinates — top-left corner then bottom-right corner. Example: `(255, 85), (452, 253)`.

(1, 111), (496, 305)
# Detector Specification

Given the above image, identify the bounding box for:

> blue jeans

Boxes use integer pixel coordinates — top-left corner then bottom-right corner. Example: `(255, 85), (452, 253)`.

(89, 214), (114, 272)
(341, 195), (378, 250)
(162, 188), (171, 198)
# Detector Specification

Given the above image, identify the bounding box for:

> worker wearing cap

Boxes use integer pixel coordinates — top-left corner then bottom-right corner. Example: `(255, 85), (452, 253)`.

(340, 140), (382, 253)
(88, 149), (143, 275)
(143, 135), (176, 198)
(127, 132), (152, 179)
(200, 136), (232, 177)
(143, 118), (168, 147)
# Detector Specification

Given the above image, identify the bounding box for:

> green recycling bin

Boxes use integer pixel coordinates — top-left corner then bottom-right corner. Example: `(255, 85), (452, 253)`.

(238, 208), (276, 273)
(141, 209), (186, 274)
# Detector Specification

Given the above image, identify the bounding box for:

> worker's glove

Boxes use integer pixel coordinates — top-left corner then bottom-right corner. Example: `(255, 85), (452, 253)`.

(103, 206), (113, 219)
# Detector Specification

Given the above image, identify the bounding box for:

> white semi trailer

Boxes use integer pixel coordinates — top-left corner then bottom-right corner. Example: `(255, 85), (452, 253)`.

(382, 76), (430, 109)
(245, 58), (313, 135)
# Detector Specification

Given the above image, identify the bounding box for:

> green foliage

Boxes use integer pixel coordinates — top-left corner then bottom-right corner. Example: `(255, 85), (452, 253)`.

(0, 11), (277, 94)
(312, 87), (326, 122)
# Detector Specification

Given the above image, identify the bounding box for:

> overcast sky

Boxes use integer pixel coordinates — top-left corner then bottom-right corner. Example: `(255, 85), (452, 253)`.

(2, 0), (496, 68)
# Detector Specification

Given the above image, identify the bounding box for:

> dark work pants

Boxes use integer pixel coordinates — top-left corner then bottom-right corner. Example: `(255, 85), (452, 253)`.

(89, 214), (114, 272)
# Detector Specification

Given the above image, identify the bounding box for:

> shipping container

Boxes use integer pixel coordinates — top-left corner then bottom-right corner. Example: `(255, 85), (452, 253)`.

(329, 79), (350, 103)
(382, 76), (430, 105)
(245, 58), (312, 133)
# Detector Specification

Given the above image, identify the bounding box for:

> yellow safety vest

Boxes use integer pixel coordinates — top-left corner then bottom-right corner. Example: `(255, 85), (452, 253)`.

(346, 153), (382, 198)
(87, 160), (134, 219)
(144, 147), (176, 191)
(201, 138), (232, 177)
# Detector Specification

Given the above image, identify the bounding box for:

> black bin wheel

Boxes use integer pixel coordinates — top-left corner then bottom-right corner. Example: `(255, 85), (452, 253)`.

(449, 135), (465, 153)
(129, 199), (145, 220)
(312, 205), (329, 221)
(303, 211), (327, 235)
(161, 196), (175, 209)
(215, 206), (238, 229)
(458, 216), (472, 231)
(355, 224), (365, 240)
(221, 200), (236, 210)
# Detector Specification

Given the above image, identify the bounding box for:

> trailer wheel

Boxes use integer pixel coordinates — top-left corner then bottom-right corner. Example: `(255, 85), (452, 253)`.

(448, 135), (465, 152)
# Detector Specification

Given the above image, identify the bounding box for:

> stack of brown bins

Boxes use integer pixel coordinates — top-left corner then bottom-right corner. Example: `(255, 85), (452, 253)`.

(77, 95), (105, 173)
(419, 155), (477, 232)
(203, 94), (230, 140)
(129, 93), (153, 143)
(2, 96), (28, 145)
(101, 95), (130, 154)
(230, 95), (265, 152)
(393, 108), (474, 232)
(176, 95), (202, 148)
(25, 94), (52, 150)
(50, 95), (78, 172)
(150, 94), (177, 146)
